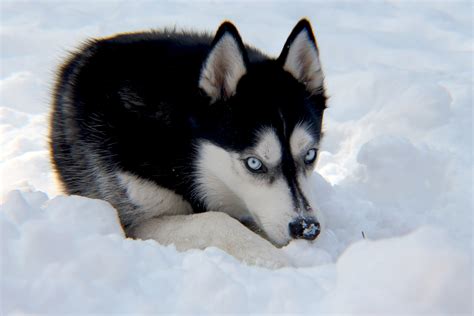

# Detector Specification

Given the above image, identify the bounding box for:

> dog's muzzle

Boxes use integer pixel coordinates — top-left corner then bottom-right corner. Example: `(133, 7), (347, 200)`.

(289, 217), (321, 240)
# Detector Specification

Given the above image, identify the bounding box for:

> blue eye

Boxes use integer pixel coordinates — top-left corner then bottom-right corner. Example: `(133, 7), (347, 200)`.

(304, 148), (317, 164)
(246, 157), (264, 172)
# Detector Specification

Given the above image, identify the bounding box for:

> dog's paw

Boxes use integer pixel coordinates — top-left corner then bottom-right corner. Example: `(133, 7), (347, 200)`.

(130, 212), (291, 268)
(203, 212), (291, 268)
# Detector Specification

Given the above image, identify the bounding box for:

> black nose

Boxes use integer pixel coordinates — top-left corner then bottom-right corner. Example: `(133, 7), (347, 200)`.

(289, 218), (321, 240)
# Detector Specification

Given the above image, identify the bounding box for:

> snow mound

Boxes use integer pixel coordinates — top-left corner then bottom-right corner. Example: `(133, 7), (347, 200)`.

(2, 190), (471, 314)
(326, 227), (471, 314)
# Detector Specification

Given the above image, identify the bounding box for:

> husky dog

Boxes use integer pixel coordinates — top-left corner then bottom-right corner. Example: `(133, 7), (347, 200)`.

(51, 19), (327, 266)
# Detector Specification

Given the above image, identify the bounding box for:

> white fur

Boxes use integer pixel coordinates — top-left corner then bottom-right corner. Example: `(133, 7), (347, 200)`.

(253, 128), (282, 166)
(119, 170), (291, 267)
(124, 122), (324, 260)
(192, 141), (250, 219)
(199, 34), (246, 101)
(117, 171), (193, 223)
(289, 123), (318, 158)
(129, 212), (290, 268)
(195, 141), (297, 246)
(283, 30), (324, 94)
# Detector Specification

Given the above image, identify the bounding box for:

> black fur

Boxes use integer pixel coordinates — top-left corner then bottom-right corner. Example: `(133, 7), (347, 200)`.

(50, 19), (327, 231)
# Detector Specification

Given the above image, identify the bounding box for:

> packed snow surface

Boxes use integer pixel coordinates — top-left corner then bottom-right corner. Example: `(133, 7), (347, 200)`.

(1, 1), (472, 314)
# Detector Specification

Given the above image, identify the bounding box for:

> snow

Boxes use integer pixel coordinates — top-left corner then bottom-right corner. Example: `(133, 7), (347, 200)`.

(1, 0), (472, 314)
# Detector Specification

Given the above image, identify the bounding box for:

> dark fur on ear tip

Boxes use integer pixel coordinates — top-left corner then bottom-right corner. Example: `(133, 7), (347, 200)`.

(213, 21), (240, 43)
(290, 19), (317, 45)
(210, 20), (249, 64)
(293, 19), (313, 33)
(214, 21), (239, 38)
(278, 18), (319, 64)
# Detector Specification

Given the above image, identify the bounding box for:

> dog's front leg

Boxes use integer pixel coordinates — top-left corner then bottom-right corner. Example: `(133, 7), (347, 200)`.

(129, 212), (290, 268)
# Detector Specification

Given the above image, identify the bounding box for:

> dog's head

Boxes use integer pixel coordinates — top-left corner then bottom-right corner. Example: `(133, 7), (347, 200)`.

(194, 19), (327, 247)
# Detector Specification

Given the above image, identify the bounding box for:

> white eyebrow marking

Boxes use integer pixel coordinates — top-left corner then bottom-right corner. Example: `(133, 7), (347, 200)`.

(254, 128), (282, 165)
(290, 122), (317, 157)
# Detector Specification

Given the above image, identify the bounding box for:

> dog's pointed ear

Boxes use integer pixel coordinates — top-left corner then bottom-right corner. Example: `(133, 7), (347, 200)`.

(199, 21), (248, 102)
(278, 19), (324, 95)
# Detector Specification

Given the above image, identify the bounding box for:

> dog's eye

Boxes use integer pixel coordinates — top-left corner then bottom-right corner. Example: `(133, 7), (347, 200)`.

(245, 157), (265, 173)
(304, 148), (317, 164)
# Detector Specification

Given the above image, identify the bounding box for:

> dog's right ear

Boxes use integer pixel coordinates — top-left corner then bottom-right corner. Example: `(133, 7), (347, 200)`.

(199, 22), (248, 102)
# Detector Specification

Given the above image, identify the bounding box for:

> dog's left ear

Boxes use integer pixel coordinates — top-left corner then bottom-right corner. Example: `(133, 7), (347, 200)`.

(278, 19), (324, 95)
(199, 21), (248, 102)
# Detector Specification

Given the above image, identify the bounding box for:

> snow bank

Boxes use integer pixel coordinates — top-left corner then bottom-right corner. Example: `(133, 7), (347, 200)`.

(2, 190), (470, 314)
(1, 0), (472, 314)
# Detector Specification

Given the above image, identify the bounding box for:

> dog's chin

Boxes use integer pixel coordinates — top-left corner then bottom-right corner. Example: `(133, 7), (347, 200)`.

(240, 217), (291, 247)
(265, 233), (292, 248)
